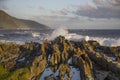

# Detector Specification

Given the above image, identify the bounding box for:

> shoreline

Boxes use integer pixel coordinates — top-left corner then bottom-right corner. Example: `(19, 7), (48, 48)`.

(0, 36), (120, 80)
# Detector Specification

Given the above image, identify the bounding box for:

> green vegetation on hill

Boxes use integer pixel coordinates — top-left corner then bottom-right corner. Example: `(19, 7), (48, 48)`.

(0, 10), (49, 29)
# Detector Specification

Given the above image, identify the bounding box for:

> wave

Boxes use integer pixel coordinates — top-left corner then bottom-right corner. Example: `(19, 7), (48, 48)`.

(32, 32), (41, 38)
(0, 34), (4, 37)
(0, 28), (119, 47)
(46, 27), (120, 47)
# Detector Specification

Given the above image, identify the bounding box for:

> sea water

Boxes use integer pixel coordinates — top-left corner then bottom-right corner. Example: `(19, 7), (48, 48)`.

(0, 28), (120, 46)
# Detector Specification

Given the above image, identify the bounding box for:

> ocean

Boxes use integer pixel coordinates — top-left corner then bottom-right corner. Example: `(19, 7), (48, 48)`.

(0, 28), (120, 46)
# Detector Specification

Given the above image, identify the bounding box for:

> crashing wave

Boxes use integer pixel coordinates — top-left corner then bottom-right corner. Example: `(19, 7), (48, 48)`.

(32, 32), (41, 38)
(46, 27), (120, 46)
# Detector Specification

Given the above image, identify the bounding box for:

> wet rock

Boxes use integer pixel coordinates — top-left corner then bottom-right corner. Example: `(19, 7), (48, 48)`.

(59, 64), (72, 80)
(30, 55), (47, 79)
(0, 36), (120, 80)
(44, 74), (54, 80)
(83, 42), (120, 74)
(94, 70), (110, 80)
(72, 48), (93, 80)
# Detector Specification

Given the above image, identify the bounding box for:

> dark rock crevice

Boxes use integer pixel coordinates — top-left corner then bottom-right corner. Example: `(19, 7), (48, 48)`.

(0, 36), (120, 80)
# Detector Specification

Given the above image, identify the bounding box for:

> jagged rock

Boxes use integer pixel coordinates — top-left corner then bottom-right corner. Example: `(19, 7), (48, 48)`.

(105, 73), (119, 80)
(49, 44), (61, 72)
(0, 42), (47, 80)
(72, 48), (93, 80)
(41, 39), (50, 54)
(83, 41), (120, 74)
(88, 40), (100, 49)
(30, 55), (47, 79)
(0, 42), (20, 63)
(0, 36), (120, 80)
(0, 46), (2, 54)
(94, 70), (110, 80)
(61, 50), (69, 63)
(59, 64), (72, 80)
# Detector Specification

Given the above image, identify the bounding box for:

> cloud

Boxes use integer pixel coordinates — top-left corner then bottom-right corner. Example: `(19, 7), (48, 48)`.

(39, 6), (45, 10)
(73, 0), (120, 18)
(31, 15), (120, 29)
(85, 2), (98, 10)
(51, 9), (68, 15)
(0, 4), (8, 10)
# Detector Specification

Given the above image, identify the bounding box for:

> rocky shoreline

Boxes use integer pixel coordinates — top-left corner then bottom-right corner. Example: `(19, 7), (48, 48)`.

(0, 36), (120, 80)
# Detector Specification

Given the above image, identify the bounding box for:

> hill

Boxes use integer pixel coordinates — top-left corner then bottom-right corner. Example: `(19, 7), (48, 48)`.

(0, 10), (49, 29)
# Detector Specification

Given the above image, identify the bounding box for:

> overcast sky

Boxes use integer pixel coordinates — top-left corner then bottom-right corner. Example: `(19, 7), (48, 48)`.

(0, 0), (120, 29)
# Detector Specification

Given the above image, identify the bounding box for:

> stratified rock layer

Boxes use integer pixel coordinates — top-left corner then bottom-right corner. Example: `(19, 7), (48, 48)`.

(0, 36), (120, 80)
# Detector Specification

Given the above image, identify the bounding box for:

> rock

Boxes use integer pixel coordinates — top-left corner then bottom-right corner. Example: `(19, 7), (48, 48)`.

(30, 55), (47, 79)
(49, 44), (61, 72)
(72, 48), (93, 80)
(94, 70), (110, 80)
(0, 42), (46, 80)
(105, 73), (119, 80)
(0, 36), (120, 80)
(88, 40), (100, 47)
(44, 74), (54, 80)
(0, 46), (2, 54)
(83, 41), (120, 74)
(4, 60), (16, 71)
(59, 64), (72, 80)
(61, 50), (69, 63)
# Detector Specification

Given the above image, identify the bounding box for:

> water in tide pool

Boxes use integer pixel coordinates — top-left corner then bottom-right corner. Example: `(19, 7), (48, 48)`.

(0, 28), (120, 46)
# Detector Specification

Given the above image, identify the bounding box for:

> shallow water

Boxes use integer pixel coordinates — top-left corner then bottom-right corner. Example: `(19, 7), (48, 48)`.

(40, 66), (81, 80)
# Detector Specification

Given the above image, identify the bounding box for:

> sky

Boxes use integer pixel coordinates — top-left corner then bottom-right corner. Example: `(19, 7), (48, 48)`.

(0, 0), (120, 29)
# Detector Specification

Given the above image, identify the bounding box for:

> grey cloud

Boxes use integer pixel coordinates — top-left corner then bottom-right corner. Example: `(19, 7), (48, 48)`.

(39, 6), (45, 10)
(31, 15), (120, 29)
(51, 9), (68, 15)
(0, 4), (8, 10)
(73, 0), (120, 18)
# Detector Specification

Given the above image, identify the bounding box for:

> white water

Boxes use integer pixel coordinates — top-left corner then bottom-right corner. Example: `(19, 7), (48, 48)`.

(0, 28), (120, 46)
(46, 27), (120, 47)
(47, 27), (68, 40)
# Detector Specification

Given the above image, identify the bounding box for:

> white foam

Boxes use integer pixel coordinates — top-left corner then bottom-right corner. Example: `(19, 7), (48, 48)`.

(90, 37), (120, 46)
(0, 28), (120, 47)
(32, 32), (41, 38)
(47, 27), (68, 40)
(46, 27), (120, 47)
(0, 40), (24, 44)
(85, 36), (89, 41)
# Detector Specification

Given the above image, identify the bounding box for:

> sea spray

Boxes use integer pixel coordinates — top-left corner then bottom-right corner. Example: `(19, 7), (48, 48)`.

(46, 27), (120, 46)
(0, 29), (120, 46)
(47, 27), (68, 40)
